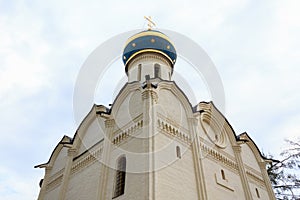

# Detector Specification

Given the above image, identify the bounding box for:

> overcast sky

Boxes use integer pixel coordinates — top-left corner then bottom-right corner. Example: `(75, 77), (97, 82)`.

(1, 0), (300, 199)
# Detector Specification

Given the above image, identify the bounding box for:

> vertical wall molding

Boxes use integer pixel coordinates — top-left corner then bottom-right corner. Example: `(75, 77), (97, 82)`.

(58, 148), (77, 200)
(189, 115), (208, 200)
(97, 119), (115, 200)
(233, 145), (253, 200)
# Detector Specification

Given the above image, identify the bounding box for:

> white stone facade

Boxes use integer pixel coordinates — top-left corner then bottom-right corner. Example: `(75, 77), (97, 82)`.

(35, 37), (276, 200)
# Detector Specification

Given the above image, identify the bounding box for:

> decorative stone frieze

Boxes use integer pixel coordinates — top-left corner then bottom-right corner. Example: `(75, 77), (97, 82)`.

(200, 142), (238, 171)
(71, 146), (103, 175)
(157, 118), (191, 144)
(46, 169), (64, 191)
(112, 119), (143, 145)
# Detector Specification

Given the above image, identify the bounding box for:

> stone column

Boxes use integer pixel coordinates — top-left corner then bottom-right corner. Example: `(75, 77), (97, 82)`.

(233, 145), (253, 200)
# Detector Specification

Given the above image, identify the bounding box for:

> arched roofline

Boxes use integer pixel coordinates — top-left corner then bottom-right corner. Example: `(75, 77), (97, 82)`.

(72, 104), (110, 150)
(34, 135), (72, 168)
(157, 81), (195, 118)
(238, 132), (272, 163)
(35, 104), (110, 169)
(109, 79), (195, 118)
(109, 82), (140, 117)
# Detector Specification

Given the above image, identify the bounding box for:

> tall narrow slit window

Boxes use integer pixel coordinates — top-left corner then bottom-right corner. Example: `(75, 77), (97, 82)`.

(221, 169), (226, 180)
(255, 188), (260, 198)
(176, 146), (181, 159)
(113, 156), (126, 198)
(154, 64), (161, 78)
(137, 64), (142, 81)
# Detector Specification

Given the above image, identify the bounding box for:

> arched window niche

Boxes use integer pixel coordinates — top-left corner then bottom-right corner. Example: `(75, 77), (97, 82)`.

(113, 156), (126, 199)
(154, 63), (161, 78)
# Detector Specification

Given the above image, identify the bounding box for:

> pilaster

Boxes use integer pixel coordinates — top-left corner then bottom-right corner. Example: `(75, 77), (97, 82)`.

(58, 148), (77, 200)
(189, 116), (208, 200)
(37, 166), (52, 200)
(142, 83), (158, 200)
(98, 119), (115, 200)
(258, 161), (276, 199)
(233, 145), (253, 200)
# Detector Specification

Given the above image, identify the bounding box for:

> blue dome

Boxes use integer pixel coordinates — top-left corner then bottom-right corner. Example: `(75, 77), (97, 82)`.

(122, 30), (177, 72)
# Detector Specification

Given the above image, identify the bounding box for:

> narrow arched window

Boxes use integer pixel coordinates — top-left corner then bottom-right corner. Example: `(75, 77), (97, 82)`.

(255, 188), (260, 198)
(154, 64), (161, 78)
(221, 169), (226, 180)
(113, 156), (126, 198)
(138, 64), (142, 81)
(176, 146), (181, 159)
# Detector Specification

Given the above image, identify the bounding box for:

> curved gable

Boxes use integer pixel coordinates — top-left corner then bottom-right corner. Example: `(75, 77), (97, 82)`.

(157, 82), (194, 130)
(35, 135), (72, 175)
(239, 133), (265, 171)
(72, 104), (107, 155)
(108, 82), (143, 129)
(159, 81), (194, 116)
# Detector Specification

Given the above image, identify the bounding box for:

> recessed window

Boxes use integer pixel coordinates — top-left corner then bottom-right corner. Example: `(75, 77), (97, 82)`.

(145, 74), (150, 81)
(138, 64), (142, 81)
(154, 64), (161, 78)
(255, 188), (260, 198)
(221, 169), (226, 180)
(176, 146), (181, 159)
(113, 156), (126, 198)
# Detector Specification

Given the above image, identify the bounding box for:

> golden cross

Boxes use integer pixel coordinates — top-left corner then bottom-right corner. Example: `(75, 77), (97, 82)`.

(144, 16), (156, 30)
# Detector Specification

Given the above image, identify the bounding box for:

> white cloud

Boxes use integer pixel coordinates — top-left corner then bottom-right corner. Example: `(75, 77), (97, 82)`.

(0, 1), (55, 105)
(0, 166), (40, 200)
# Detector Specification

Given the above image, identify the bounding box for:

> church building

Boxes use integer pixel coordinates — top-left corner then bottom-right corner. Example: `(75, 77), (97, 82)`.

(35, 27), (276, 200)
